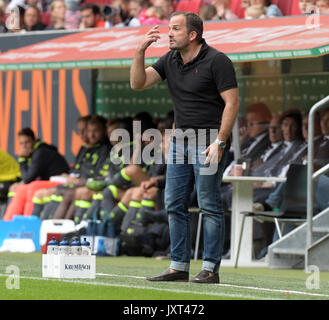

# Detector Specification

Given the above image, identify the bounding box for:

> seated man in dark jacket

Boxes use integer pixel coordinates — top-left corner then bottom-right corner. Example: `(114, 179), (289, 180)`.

(17, 128), (70, 183)
(42, 114), (111, 220)
(3, 128), (70, 220)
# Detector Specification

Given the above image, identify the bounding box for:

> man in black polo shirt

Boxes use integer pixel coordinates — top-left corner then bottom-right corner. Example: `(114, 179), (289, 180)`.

(130, 11), (239, 283)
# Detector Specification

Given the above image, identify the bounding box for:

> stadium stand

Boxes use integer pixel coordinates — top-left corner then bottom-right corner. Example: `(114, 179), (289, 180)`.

(175, 0), (203, 13)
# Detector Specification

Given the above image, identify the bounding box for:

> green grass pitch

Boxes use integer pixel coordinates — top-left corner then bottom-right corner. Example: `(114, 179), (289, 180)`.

(1, 252), (329, 300)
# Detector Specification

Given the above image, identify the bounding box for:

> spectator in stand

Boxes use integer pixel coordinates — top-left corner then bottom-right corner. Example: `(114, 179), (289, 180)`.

(211, 0), (238, 20)
(0, 7), (8, 32)
(128, 0), (146, 26)
(139, 4), (169, 24)
(80, 3), (105, 29)
(199, 3), (217, 21)
(103, 0), (138, 28)
(128, 0), (148, 27)
(316, 0), (329, 13)
(64, 0), (81, 29)
(245, 4), (267, 18)
(103, 0), (135, 28)
(299, 0), (316, 14)
(28, 0), (52, 28)
(241, 0), (251, 13)
(25, 0), (43, 11)
(46, 0), (66, 29)
(24, 5), (46, 31)
(152, 0), (173, 20)
(250, 0), (282, 17)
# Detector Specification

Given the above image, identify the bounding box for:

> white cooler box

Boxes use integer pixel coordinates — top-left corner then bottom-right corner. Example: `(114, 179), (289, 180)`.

(40, 220), (76, 254)
(42, 254), (96, 279)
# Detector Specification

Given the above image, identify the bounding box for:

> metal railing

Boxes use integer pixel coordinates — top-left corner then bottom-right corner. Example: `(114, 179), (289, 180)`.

(306, 95), (329, 270)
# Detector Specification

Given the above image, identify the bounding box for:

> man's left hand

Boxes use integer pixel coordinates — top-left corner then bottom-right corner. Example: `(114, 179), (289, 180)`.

(202, 143), (224, 164)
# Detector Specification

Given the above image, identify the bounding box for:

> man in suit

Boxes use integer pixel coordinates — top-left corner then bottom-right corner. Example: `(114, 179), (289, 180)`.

(266, 109), (329, 210)
(252, 110), (305, 201)
(223, 102), (272, 177)
(251, 114), (285, 176)
(239, 110), (304, 258)
(221, 113), (283, 258)
(251, 110), (305, 255)
(239, 103), (272, 162)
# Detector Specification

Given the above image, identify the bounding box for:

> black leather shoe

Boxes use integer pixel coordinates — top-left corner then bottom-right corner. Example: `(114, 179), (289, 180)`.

(190, 270), (220, 284)
(146, 268), (189, 282)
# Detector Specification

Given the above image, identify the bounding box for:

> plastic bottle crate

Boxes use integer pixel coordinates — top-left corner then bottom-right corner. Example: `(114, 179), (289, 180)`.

(42, 254), (96, 279)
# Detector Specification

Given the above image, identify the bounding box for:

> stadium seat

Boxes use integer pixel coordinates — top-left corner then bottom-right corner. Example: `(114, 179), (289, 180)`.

(40, 11), (52, 27)
(175, 0), (203, 14)
(271, 0), (294, 16)
(230, 0), (245, 19)
(290, 0), (303, 15)
(234, 164), (317, 268)
(83, 0), (112, 5)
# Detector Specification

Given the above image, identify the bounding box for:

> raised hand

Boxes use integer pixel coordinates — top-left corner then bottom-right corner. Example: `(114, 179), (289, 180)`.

(137, 25), (161, 52)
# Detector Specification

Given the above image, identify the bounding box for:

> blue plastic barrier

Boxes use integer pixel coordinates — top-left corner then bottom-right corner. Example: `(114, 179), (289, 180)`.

(0, 216), (41, 251)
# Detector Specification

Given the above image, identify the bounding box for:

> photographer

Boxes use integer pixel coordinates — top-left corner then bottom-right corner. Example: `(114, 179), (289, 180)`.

(103, 0), (137, 28)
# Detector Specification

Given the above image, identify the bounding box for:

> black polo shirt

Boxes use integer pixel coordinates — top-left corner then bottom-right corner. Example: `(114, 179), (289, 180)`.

(152, 39), (238, 132)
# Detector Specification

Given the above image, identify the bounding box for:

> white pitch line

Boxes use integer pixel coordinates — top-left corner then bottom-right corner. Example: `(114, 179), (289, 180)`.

(0, 274), (271, 300)
(97, 272), (145, 279)
(96, 272), (329, 298)
(1, 273), (328, 299)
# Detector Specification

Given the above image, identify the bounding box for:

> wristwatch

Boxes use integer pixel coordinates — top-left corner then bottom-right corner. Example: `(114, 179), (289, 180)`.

(214, 139), (226, 149)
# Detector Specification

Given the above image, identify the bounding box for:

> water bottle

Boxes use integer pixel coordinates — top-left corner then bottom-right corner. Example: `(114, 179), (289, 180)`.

(71, 237), (82, 255)
(47, 237), (59, 255)
(81, 237), (91, 256)
(59, 237), (71, 255)
(97, 238), (107, 256)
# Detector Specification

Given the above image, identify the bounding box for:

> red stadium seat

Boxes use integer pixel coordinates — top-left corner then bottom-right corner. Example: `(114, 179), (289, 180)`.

(175, 0), (203, 14)
(290, 0), (302, 15)
(271, 0), (294, 16)
(229, 0), (296, 17)
(41, 11), (52, 27)
(230, 0), (245, 19)
(83, 0), (112, 5)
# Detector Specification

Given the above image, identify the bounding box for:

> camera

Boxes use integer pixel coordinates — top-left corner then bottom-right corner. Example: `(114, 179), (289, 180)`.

(103, 5), (121, 17)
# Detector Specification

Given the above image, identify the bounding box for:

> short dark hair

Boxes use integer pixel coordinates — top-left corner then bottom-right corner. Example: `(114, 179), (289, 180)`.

(88, 114), (107, 128)
(172, 11), (203, 43)
(77, 114), (92, 124)
(281, 109), (303, 139)
(81, 3), (101, 15)
(18, 128), (36, 140)
(26, 4), (41, 16)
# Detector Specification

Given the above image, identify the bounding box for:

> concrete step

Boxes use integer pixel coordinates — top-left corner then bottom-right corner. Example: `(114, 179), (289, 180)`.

(272, 248), (305, 256)
(313, 226), (329, 234)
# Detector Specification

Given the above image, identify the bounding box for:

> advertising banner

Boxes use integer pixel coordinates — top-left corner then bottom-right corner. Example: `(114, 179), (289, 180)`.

(0, 68), (92, 163)
(0, 15), (329, 70)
